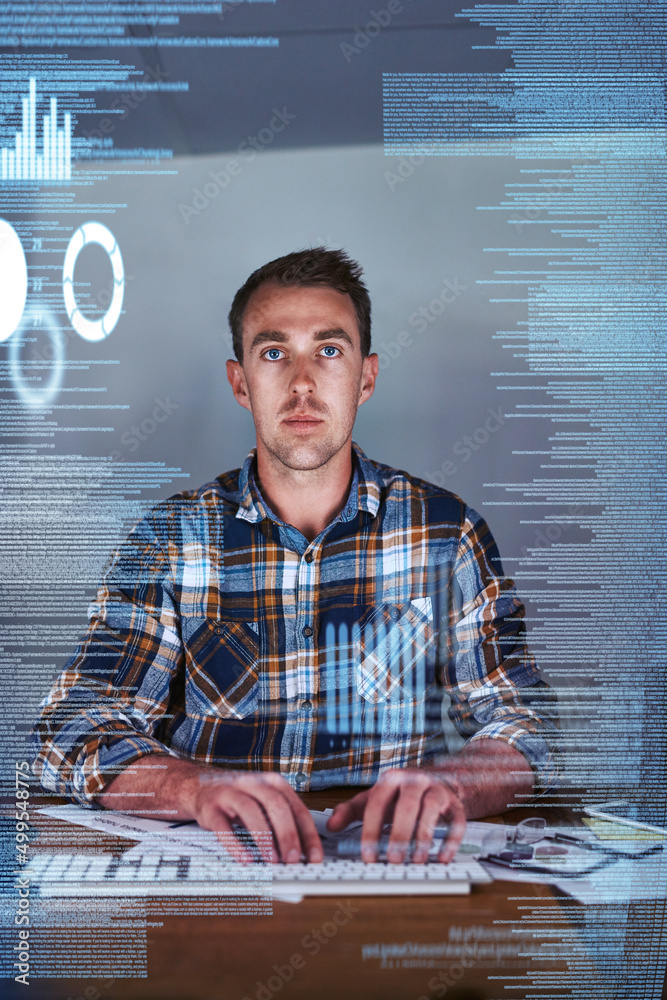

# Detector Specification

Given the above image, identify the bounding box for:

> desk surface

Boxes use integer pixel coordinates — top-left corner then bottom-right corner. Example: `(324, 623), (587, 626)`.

(16, 792), (584, 1000)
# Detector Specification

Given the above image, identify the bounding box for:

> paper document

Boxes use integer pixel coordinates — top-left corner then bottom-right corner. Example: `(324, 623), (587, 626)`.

(38, 803), (503, 859)
(479, 823), (666, 902)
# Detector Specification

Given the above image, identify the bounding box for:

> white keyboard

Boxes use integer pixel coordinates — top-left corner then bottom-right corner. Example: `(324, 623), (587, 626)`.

(271, 857), (489, 895)
(27, 852), (491, 897)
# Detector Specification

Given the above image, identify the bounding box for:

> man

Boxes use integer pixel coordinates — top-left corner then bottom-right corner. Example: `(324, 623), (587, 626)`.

(32, 247), (560, 866)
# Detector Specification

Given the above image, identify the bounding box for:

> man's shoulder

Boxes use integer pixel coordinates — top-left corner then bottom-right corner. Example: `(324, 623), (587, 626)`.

(359, 449), (469, 525)
(144, 468), (244, 523)
(172, 467), (243, 503)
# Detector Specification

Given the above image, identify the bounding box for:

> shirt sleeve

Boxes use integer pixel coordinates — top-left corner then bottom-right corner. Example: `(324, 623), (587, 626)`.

(30, 511), (183, 806)
(439, 505), (562, 794)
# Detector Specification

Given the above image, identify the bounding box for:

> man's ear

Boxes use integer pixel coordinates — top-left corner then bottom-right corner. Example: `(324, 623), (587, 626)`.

(358, 352), (379, 407)
(226, 359), (252, 412)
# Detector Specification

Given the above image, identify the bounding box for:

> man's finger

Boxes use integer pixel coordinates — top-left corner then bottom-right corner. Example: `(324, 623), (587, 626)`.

(411, 786), (453, 863)
(195, 797), (266, 864)
(383, 784), (428, 863)
(259, 777), (325, 861)
(219, 789), (280, 863)
(251, 775), (324, 862)
(326, 790), (370, 831)
(198, 786), (278, 864)
(436, 794), (467, 864)
(358, 782), (400, 862)
(286, 794), (324, 863)
(236, 781), (307, 863)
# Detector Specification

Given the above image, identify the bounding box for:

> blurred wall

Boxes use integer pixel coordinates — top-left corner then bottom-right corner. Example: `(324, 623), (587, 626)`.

(61, 141), (534, 566)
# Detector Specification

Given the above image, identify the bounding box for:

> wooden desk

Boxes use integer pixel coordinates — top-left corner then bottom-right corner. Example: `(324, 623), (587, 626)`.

(19, 792), (583, 1000)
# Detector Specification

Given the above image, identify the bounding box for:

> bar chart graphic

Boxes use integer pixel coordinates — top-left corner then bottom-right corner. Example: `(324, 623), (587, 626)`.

(1, 77), (72, 182)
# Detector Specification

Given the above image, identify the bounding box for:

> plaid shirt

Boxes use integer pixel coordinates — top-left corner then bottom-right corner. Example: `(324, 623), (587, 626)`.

(31, 443), (560, 805)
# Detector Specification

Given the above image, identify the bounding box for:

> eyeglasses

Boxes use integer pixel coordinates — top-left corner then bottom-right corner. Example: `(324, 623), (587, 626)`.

(508, 817), (547, 845)
(485, 818), (664, 879)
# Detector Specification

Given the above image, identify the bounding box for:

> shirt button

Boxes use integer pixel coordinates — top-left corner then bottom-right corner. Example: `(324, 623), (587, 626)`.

(302, 625), (313, 637)
(295, 772), (307, 784)
(304, 552), (313, 563)
(302, 699), (313, 711)
(390, 608), (400, 620)
(213, 623), (224, 634)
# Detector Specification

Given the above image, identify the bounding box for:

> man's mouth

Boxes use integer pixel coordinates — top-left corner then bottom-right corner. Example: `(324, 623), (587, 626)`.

(283, 415), (324, 428)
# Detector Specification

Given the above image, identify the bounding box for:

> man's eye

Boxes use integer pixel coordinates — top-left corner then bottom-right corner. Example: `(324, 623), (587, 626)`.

(264, 348), (284, 361)
(320, 346), (341, 357)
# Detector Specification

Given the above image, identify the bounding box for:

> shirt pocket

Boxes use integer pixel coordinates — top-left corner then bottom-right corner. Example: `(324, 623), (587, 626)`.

(353, 599), (437, 705)
(181, 617), (260, 720)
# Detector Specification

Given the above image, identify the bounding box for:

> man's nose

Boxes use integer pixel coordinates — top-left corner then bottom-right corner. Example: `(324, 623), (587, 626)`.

(289, 357), (316, 394)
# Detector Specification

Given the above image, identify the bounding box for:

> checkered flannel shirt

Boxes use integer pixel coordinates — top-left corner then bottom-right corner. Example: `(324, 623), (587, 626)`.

(31, 443), (560, 804)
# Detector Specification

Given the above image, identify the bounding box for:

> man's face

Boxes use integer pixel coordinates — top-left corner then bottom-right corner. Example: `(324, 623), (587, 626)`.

(226, 282), (378, 473)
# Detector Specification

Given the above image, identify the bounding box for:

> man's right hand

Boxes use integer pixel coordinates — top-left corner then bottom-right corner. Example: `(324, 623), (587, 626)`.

(97, 756), (323, 865)
(183, 769), (323, 864)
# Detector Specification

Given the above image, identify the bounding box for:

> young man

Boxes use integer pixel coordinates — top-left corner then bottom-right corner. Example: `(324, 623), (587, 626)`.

(32, 248), (560, 865)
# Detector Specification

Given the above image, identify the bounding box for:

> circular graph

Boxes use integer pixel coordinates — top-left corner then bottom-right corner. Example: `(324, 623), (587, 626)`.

(62, 221), (125, 342)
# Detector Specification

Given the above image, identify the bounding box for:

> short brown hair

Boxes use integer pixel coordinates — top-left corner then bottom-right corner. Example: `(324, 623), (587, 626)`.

(228, 246), (372, 362)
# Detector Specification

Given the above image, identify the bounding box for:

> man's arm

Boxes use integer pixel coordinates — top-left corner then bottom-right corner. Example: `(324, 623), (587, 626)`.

(327, 739), (533, 862)
(442, 504), (561, 791)
(31, 509), (322, 862)
(98, 755), (323, 864)
(432, 736), (536, 817)
(30, 512), (184, 804)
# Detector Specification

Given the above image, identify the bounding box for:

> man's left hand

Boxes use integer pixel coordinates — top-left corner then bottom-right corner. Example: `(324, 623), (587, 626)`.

(325, 768), (466, 864)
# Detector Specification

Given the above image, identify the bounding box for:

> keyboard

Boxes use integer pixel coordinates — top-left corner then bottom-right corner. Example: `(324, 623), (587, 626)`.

(26, 851), (491, 897)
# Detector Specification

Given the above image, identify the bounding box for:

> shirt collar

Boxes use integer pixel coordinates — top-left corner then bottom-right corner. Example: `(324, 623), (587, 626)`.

(351, 441), (382, 518)
(235, 441), (382, 524)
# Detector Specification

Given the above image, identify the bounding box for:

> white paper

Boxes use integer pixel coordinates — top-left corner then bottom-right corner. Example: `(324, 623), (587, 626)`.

(37, 804), (501, 859)
(552, 852), (667, 904)
(38, 803), (187, 840)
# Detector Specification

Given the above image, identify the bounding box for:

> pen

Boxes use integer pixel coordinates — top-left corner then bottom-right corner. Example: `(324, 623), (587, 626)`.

(553, 833), (663, 859)
(553, 833), (600, 851)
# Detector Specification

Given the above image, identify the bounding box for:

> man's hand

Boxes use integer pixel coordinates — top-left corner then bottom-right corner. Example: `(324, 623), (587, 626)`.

(186, 770), (323, 865)
(97, 756), (323, 865)
(325, 741), (536, 864)
(326, 768), (466, 864)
